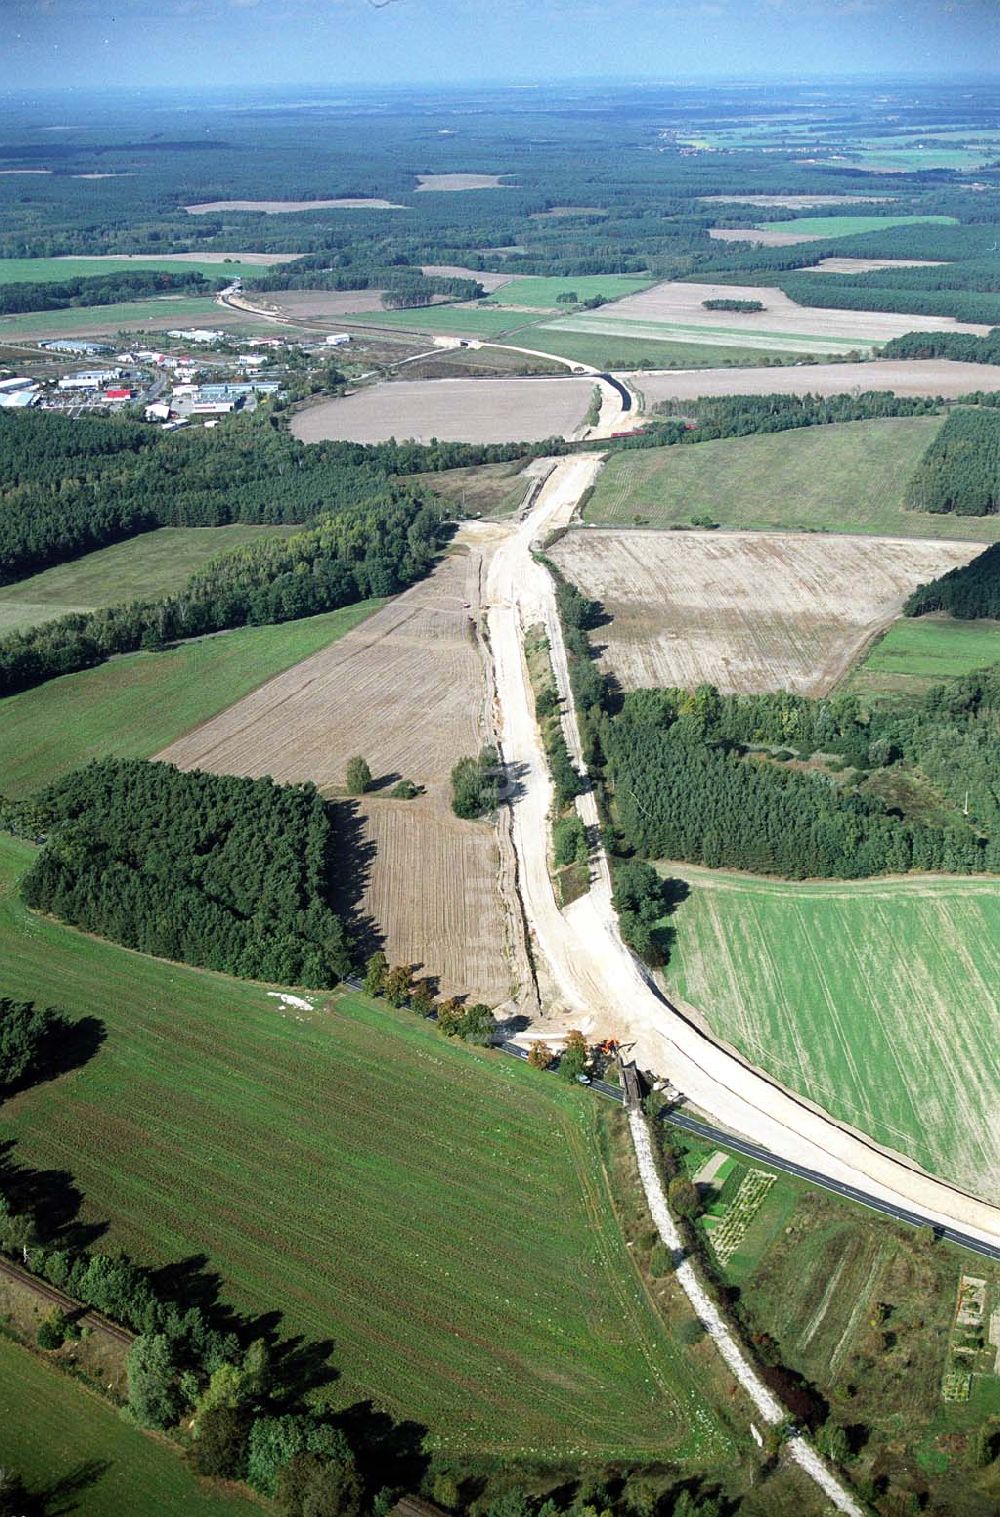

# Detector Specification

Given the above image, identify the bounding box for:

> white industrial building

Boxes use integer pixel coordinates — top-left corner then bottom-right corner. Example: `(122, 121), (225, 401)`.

(166, 328), (224, 344)
(324, 333), (351, 347)
(58, 368), (122, 390)
(39, 338), (111, 356)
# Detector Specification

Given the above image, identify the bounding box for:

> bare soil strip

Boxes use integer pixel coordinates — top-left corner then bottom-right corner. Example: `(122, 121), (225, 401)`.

(486, 456), (1000, 1253)
(550, 529), (978, 695)
(415, 174), (506, 191)
(184, 198), (405, 213)
(803, 257), (948, 274)
(629, 359), (1000, 402)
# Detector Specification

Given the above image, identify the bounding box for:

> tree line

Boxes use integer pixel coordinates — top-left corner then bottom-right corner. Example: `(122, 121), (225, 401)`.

(0, 267), (220, 315)
(20, 760), (354, 986)
(0, 494), (441, 696)
(905, 542), (1000, 620)
(904, 406), (1000, 516)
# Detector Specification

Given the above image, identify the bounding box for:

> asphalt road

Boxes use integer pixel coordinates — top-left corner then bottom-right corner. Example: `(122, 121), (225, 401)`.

(497, 1038), (1000, 1263)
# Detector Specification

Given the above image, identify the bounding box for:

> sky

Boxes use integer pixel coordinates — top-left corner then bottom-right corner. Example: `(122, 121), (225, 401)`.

(4, 0), (1000, 92)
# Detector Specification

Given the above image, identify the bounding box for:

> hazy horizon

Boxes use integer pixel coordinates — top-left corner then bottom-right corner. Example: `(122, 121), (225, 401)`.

(6, 0), (1000, 93)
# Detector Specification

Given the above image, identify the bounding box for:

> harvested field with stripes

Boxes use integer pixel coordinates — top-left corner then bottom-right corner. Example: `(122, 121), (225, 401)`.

(664, 869), (1000, 1201)
(539, 280), (988, 356)
(290, 376), (593, 444)
(550, 529), (978, 695)
(158, 551), (516, 1004)
(627, 359), (1000, 403)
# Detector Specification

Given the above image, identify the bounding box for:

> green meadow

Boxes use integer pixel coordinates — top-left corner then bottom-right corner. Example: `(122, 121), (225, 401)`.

(0, 834), (733, 1461)
(0, 602), (382, 797)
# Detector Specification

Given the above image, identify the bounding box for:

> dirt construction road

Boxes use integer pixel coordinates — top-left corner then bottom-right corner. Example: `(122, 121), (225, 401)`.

(486, 457), (1000, 1253)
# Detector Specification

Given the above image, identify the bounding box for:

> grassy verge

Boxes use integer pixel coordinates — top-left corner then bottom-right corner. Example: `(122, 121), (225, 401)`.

(847, 614), (1000, 697)
(0, 832), (734, 1461)
(0, 601), (382, 797)
(0, 1335), (257, 1517)
(583, 417), (1000, 540)
(0, 524), (297, 636)
(663, 866), (1000, 1200)
(524, 624), (589, 906)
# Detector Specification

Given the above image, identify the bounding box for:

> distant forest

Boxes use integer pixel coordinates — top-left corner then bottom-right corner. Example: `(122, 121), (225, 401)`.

(22, 760), (354, 986)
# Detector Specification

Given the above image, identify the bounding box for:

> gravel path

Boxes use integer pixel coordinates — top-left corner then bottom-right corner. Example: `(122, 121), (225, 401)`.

(628, 1107), (865, 1516)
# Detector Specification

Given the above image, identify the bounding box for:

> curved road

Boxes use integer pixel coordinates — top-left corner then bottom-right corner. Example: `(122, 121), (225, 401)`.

(485, 455), (1000, 1255)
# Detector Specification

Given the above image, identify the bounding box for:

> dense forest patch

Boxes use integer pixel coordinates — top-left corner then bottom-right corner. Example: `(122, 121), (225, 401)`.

(904, 407), (1000, 518)
(19, 759), (353, 986)
(905, 543), (1000, 620)
(603, 669), (1000, 878)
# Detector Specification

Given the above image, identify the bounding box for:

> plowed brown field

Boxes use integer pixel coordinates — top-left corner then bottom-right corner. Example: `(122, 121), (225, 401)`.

(628, 359), (1000, 402)
(290, 377), (592, 444)
(158, 552), (514, 1003)
(550, 530), (979, 695)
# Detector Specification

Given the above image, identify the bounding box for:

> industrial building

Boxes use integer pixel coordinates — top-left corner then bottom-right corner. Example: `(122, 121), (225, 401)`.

(39, 338), (112, 356)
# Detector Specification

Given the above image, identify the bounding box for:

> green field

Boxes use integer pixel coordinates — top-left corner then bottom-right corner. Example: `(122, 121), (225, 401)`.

(0, 1336), (257, 1517)
(344, 305), (544, 337)
(848, 614), (1000, 696)
(0, 525), (296, 635)
(541, 312), (872, 356)
(584, 417), (1000, 541)
(0, 602), (381, 797)
(0, 834), (734, 1462)
(485, 275), (653, 308)
(758, 214), (958, 238)
(0, 296), (250, 340)
(0, 256), (292, 285)
(665, 868), (1000, 1200)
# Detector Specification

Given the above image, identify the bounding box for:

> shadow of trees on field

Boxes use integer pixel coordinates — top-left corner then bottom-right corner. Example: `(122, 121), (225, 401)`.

(0, 1139), (107, 1252)
(11, 1458), (112, 1516)
(326, 799), (382, 957)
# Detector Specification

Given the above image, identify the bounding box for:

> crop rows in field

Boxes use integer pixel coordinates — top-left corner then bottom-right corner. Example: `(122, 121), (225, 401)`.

(0, 835), (732, 1461)
(665, 870), (1000, 1200)
(158, 553), (513, 1002)
(551, 528), (977, 695)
